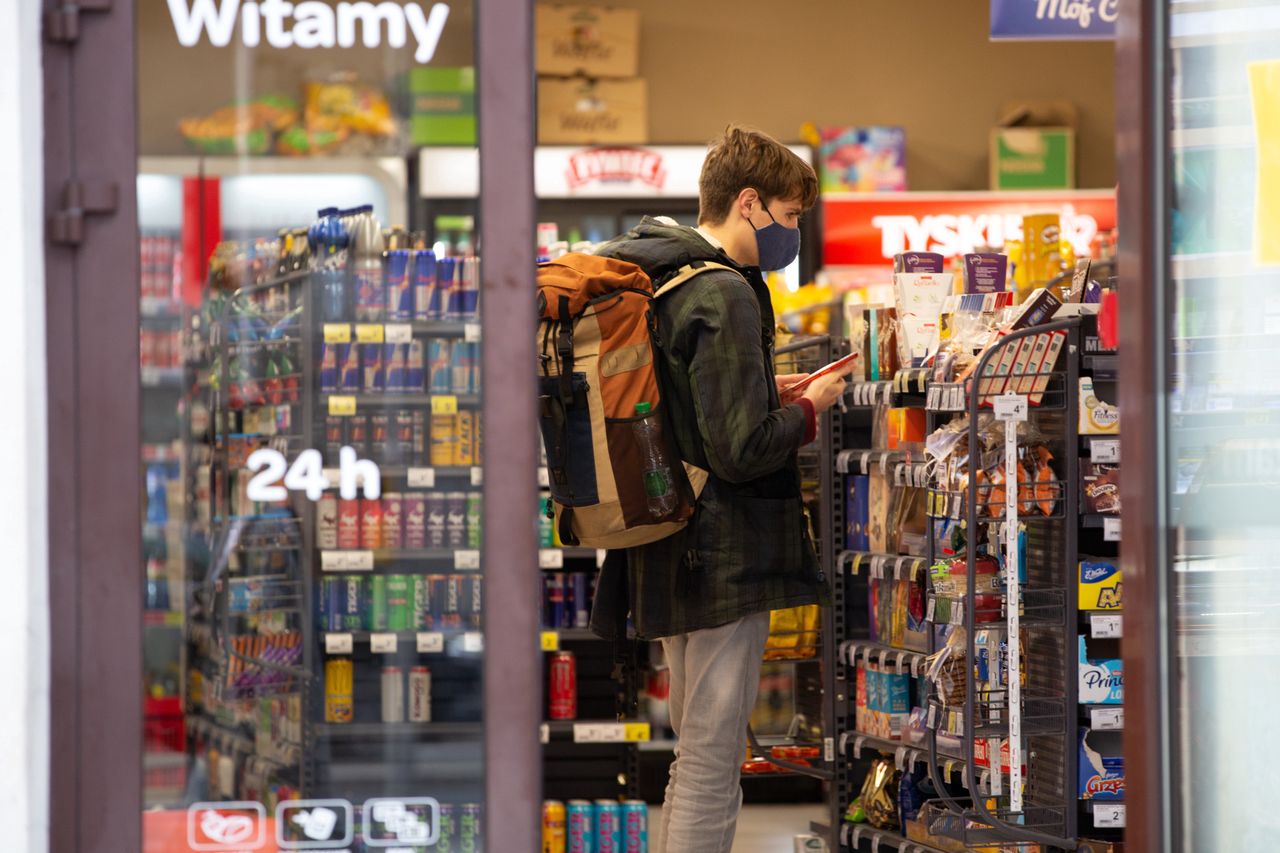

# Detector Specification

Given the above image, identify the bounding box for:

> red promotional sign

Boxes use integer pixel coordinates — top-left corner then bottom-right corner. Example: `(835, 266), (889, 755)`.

(822, 190), (1117, 267)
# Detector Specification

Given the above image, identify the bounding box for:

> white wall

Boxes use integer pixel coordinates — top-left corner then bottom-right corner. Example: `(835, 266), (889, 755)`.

(0, 0), (50, 849)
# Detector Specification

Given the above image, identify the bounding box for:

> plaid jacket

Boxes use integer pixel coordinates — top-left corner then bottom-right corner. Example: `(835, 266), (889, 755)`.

(589, 219), (826, 640)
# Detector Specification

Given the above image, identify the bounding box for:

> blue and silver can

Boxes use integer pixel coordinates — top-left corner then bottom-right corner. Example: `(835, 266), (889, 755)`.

(428, 339), (453, 394)
(622, 800), (648, 853)
(412, 249), (438, 321)
(566, 800), (594, 853)
(595, 800), (622, 853)
(321, 576), (343, 631)
(339, 575), (365, 630)
(571, 572), (590, 629)
(437, 257), (459, 321)
(384, 249), (412, 320)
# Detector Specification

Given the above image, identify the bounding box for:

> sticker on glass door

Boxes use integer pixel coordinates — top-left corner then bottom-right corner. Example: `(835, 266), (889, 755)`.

(276, 799), (354, 849)
(362, 798), (440, 847)
(187, 801), (266, 851)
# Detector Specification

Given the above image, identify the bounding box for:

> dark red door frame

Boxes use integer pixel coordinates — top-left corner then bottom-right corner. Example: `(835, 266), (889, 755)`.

(1117, 0), (1174, 851)
(43, 1), (143, 851)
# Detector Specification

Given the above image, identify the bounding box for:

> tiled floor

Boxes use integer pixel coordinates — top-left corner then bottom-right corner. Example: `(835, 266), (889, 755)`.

(648, 803), (827, 852)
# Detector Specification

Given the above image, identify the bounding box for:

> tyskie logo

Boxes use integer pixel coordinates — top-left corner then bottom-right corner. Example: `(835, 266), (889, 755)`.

(167, 0), (451, 64)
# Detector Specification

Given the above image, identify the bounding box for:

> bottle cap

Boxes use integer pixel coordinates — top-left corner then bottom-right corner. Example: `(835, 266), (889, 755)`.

(634, 402), (651, 414)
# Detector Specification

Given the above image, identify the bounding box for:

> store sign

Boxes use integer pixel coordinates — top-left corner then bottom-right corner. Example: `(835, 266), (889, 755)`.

(166, 0), (451, 63)
(822, 190), (1116, 267)
(990, 0), (1119, 40)
(565, 148), (668, 192)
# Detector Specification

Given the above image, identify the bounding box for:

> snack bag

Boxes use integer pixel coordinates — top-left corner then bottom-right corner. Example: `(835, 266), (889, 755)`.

(305, 75), (396, 137)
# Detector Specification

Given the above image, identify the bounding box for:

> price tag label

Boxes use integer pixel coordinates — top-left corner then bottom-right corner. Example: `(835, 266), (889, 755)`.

(1091, 439), (1121, 464)
(321, 550), (374, 572)
(1094, 804), (1126, 828)
(323, 324), (351, 343)
(1091, 613), (1123, 638)
(994, 394), (1028, 422)
(539, 549), (564, 569)
(464, 323), (482, 343)
(926, 597), (937, 622)
(384, 323), (412, 344)
(1104, 517), (1122, 542)
(454, 550), (481, 570)
(416, 632), (444, 654)
(370, 633), (397, 654)
(325, 633), (354, 654)
(432, 395), (459, 415)
(623, 722), (651, 742)
(1091, 707), (1124, 730)
(824, 737), (835, 763)
(950, 602), (965, 625)
(407, 467), (436, 489)
(323, 468), (341, 488)
(462, 632), (484, 652)
(328, 396), (357, 416)
(573, 723), (627, 743)
(540, 723), (550, 745)
(471, 467), (484, 486)
(537, 467), (550, 488)
(540, 631), (560, 651)
(355, 324), (385, 344)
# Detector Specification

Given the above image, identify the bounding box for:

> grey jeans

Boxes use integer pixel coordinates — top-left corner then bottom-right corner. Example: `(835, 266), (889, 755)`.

(659, 611), (771, 853)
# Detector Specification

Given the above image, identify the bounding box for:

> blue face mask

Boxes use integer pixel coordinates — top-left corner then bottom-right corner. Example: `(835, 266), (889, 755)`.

(749, 202), (801, 271)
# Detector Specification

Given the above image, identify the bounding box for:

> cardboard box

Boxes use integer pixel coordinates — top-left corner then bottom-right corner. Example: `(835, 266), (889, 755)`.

(536, 5), (640, 77)
(1079, 635), (1124, 704)
(410, 67), (476, 145)
(1079, 561), (1122, 610)
(990, 100), (1077, 190)
(537, 77), (647, 145)
(1079, 728), (1125, 800)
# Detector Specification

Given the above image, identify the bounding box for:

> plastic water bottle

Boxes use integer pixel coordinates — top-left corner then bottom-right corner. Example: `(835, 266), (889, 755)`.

(633, 402), (677, 518)
(312, 208), (350, 322)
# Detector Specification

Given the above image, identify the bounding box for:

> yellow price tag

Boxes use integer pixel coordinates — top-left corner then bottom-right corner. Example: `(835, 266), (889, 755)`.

(624, 722), (651, 742)
(540, 631), (559, 651)
(355, 324), (385, 344)
(328, 396), (357, 416)
(431, 395), (458, 415)
(323, 324), (351, 343)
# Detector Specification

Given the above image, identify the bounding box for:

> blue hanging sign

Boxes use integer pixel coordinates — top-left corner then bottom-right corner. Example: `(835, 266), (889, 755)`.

(990, 0), (1119, 40)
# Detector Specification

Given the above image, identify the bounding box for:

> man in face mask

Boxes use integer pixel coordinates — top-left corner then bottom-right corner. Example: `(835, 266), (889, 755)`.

(590, 126), (850, 853)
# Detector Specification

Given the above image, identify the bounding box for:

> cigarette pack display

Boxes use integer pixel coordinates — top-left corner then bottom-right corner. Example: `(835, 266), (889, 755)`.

(1079, 635), (1124, 704)
(1079, 560), (1122, 610)
(1013, 334), (1052, 396)
(1079, 728), (1125, 801)
(978, 334), (1023, 403)
(1027, 331), (1067, 404)
(995, 336), (1038, 400)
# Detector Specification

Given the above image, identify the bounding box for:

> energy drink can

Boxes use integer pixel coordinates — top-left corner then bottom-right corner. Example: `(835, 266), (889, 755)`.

(317, 495), (339, 549)
(347, 414), (369, 456)
(384, 343), (406, 394)
(407, 339), (426, 392)
(459, 256), (481, 321)
(445, 492), (467, 548)
(436, 804), (457, 853)
(381, 492), (404, 549)
(594, 800), (621, 853)
(404, 494), (427, 548)
(385, 574), (411, 630)
(412, 573), (433, 628)
(571, 572), (590, 629)
(321, 577), (343, 631)
(337, 499), (361, 549)
(468, 573), (483, 629)
(385, 249), (412, 320)
(545, 573), (566, 629)
(360, 497), (383, 549)
(443, 575), (463, 629)
(450, 340), (469, 396)
(361, 342), (385, 393)
(412, 409), (428, 464)
(457, 574), (477, 629)
(412, 249), (438, 321)
(455, 411), (475, 466)
(430, 414), (457, 466)
(543, 801), (566, 853)
(460, 804), (482, 853)
(340, 575), (365, 630)
(465, 493), (482, 548)
(428, 339), (452, 394)
(338, 342), (361, 392)
(622, 801), (648, 853)
(393, 410), (414, 464)
(427, 574), (448, 628)
(324, 658), (353, 723)
(438, 257), (458, 321)
(539, 497), (555, 547)
(549, 651), (577, 720)
(368, 575), (388, 631)
(320, 343), (339, 392)
(408, 666), (432, 722)
(380, 666), (404, 723)
(370, 413), (389, 459)
(426, 494), (447, 547)
(324, 416), (345, 464)
(567, 800), (594, 853)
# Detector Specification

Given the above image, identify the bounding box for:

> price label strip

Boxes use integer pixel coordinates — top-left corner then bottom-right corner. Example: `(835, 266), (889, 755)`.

(416, 632), (444, 654)
(454, 550), (481, 571)
(321, 550), (374, 572)
(325, 633), (354, 654)
(370, 633), (397, 654)
(540, 631), (559, 652)
(407, 467), (436, 489)
(432, 395), (459, 415)
(539, 549), (564, 569)
(385, 323), (413, 344)
(323, 324), (351, 343)
(328, 395), (357, 416)
(355, 324), (385, 344)
(572, 722), (651, 743)
(1091, 613), (1123, 639)
(995, 393), (1027, 814)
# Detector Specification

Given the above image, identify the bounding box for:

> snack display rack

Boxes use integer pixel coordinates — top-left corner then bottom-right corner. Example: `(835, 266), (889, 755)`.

(827, 310), (1123, 852)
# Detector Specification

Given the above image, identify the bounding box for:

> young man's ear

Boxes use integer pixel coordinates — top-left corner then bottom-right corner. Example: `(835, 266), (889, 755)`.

(735, 187), (760, 221)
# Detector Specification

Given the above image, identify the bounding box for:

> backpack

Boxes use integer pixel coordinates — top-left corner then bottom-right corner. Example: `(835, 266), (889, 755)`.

(536, 253), (730, 549)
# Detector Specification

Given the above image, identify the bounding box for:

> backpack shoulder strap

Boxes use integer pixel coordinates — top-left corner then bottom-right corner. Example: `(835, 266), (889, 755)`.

(652, 261), (741, 300)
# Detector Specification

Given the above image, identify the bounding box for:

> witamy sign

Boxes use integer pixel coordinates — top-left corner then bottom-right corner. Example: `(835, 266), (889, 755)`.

(990, 0), (1119, 40)
(166, 0), (451, 63)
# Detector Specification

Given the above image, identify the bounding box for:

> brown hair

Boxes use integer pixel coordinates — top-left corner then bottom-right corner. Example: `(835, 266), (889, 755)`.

(698, 125), (819, 225)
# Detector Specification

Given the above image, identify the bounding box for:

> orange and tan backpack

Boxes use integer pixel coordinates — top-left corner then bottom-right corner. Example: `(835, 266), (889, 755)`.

(536, 253), (726, 549)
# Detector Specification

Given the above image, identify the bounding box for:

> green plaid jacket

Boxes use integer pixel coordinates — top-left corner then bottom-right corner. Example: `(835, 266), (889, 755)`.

(589, 219), (826, 640)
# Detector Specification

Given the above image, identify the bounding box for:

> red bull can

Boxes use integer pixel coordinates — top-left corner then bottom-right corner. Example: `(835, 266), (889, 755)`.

(384, 343), (407, 394)
(320, 342), (339, 392)
(338, 342), (361, 392)
(361, 342), (385, 393)
(347, 414), (369, 456)
(459, 256), (481, 321)
(438, 257), (459, 321)
(428, 339), (452, 394)
(566, 800), (594, 853)
(594, 801), (621, 853)
(412, 249), (438, 321)
(385, 249), (412, 320)
(622, 801), (647, 853)
(407, 339), (426, 392)
(450, 341), (472, 397)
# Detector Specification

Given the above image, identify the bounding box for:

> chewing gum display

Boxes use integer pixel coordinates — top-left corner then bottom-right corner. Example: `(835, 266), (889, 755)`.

(894, 273), (954, 367)
(1079, 560), (1122, 610)
(1079, 377), (1120, 434)
(963, 253), (1008, 294)
(894, 251), (945, 274)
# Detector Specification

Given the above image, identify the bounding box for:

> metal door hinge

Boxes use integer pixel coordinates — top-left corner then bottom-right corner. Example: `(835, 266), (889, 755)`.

(45, 0), (112, 44)
(50, 180), (119, 246)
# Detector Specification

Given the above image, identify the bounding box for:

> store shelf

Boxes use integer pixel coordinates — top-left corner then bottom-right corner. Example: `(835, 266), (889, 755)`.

(541, 720), (651, 744)
(836, 551), (929, 581)
(319, 548), (480, 571)
(320, 629), (482, 655)
(838, 820), (952, 853)
(839, 640), (929, 676)
(319, 393), (480, 410)
(539, 628), (600, 650)
(315, 721), (484, 740)
(539, 547), (604, 568)
(840, 730), (963, 770)
(1081, 801), (1126, 829)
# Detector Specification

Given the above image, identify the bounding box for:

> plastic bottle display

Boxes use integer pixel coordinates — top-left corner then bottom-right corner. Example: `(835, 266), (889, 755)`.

(351, 206), (386, 322)
(311, 207), (350, 322)
(632, 402), (676, 518)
